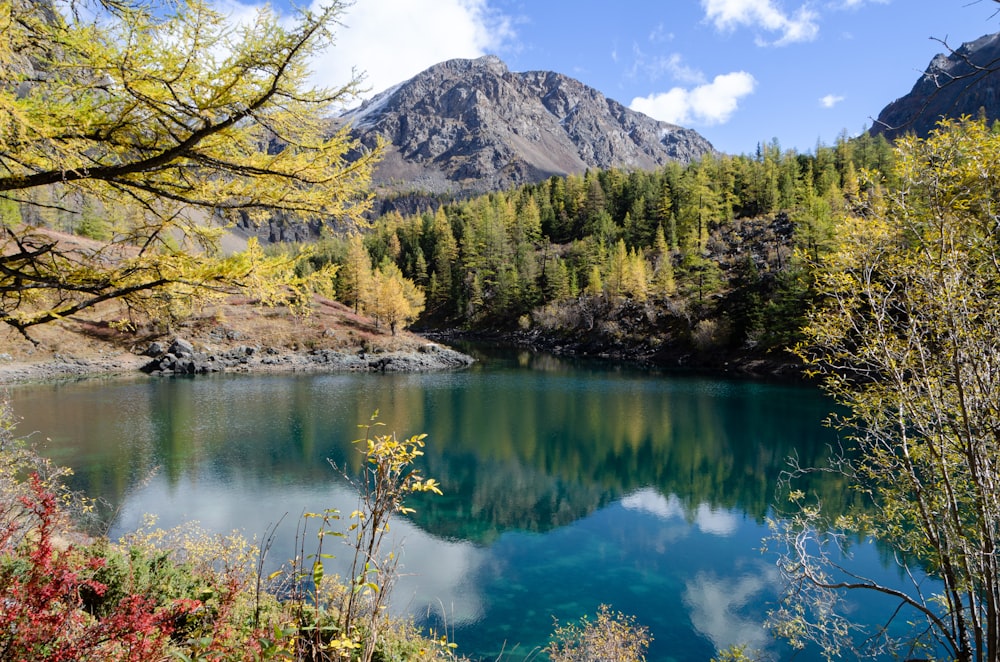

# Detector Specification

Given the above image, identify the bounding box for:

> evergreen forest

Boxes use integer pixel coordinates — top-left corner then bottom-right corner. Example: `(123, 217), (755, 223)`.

(293, 131), (898, 369)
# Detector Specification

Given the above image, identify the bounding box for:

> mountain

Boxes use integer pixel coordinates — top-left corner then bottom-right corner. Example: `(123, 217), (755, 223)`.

(338, 55), (715, 200)
(871, 32), (1000, 141)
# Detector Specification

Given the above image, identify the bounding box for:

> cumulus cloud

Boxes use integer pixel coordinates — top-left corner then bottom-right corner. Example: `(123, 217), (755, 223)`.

(221, 0), (513, 102)
(701, 0), (819, 46)
(820, 93), (845, 108)
(322, 0), (513, 95)
(629, 71), (756, 126)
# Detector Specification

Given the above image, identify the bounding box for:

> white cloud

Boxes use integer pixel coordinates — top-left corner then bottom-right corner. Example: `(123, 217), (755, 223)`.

(648, 23), (674, 44)
(663, 53), (706, 85)
(820, 93), (845, 108)
(317, 0), (513, 96)
(694, 503), (740, 536)
(114, 476), (489, 626)
(629, 71), (757, 126)
(221, 0), (513, 101)
(701, 0), (819, 46)
(621, 489), (685, 520)
(628, 46), (705, 85)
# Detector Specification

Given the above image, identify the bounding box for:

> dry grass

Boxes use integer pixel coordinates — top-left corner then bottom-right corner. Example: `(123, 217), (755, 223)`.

(0, 294), (432, 380)
(0, 226), (432, 379)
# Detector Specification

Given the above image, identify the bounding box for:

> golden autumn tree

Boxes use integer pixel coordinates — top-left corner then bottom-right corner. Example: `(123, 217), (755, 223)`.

(650, 223), (676, 298)
(369, 261), (424, 335)
(0, 0), (380, 339)
(771, 118), (1000, 662)
(340, 234), (375, 315)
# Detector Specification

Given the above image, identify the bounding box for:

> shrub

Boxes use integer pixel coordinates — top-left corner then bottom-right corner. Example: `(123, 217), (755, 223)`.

(0, 474), (196, 661)
(546, 605), (651, 662)
(711, 644), (767, 661)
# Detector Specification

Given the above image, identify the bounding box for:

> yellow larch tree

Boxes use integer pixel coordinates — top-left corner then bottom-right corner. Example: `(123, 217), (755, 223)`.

(369, 261), (424, 335)
(0, 0), (381, 339)
(340, 234), (375, 315)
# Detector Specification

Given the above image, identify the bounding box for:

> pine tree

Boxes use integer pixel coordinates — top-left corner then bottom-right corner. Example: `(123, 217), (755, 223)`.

(651, 224), (677, 299)
(585, 265), (604, 297)
(626, 248), (649, 301)
(413, 248), (428, 286)
(679, 161), (719, 253)
(606, 239), (629, 299)
(429, 208), (458, 306)
(541, 256), (571, 301)
(624, 196), (650, 247)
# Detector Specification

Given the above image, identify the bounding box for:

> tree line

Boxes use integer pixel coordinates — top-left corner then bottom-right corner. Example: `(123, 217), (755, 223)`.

(299, 130), (896, 359)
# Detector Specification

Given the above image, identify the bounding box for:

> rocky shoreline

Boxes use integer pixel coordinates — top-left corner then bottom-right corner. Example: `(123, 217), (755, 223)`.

(0, 337), (475, 385)
(0, 324), (809, 385)
(0, 310), (807, 387)
(139, 337), (475, 377)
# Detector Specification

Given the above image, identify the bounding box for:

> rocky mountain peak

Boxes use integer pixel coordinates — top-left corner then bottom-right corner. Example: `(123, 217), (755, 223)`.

(338, 56), (714, 199)
(871, 32), (1000, 140)
(443, 53), (508, 76)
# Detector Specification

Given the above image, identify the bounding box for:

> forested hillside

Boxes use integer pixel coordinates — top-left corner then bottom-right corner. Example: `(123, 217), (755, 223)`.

(296, 131), (896, 372)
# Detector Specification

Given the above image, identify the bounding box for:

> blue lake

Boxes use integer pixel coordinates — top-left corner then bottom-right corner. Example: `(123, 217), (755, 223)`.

(8, 347), (899, 661)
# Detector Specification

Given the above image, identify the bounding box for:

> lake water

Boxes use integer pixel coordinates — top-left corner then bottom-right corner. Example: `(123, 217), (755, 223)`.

(7, 347), (897, 661)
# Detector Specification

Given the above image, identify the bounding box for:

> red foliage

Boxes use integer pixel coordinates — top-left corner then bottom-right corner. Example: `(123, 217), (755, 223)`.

(0, 474), (200, 661)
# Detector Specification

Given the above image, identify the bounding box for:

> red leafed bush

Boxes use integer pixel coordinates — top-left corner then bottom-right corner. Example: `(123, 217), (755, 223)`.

(0, 473), (200, 661)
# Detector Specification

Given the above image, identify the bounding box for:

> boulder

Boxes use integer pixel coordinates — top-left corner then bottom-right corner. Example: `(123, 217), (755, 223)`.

(168, 337), (196, 357)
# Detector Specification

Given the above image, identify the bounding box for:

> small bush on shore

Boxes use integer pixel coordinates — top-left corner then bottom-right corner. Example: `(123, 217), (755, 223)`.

(546, 604), (651, 662)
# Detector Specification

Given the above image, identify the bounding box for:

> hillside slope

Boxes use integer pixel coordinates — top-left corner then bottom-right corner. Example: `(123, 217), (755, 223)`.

(339, 55), (715, 198)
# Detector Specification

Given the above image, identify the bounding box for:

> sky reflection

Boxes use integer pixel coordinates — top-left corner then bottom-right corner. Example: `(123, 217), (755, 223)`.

(621, 487), (742, 536)
(684, 565), (779, 656)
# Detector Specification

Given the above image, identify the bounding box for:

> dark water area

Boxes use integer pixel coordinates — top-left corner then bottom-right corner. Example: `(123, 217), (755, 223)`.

(8, 347), (900, 661)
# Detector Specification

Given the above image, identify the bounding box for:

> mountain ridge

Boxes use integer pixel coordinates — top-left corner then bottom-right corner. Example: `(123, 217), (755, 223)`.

(871, 32), (1000, 140)
(337, 55), (715, 198)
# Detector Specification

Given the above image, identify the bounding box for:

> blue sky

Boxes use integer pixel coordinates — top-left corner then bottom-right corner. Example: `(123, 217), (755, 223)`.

(226, 0), (1000, 155)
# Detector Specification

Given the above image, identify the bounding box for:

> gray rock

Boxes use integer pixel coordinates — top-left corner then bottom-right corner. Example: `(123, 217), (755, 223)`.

(872, 32), (1000, 141)
(336, 55), (715, 199)
(168, 338), (195, 357)
(139, 335), (474, 377)
(143, 341), (165, 357)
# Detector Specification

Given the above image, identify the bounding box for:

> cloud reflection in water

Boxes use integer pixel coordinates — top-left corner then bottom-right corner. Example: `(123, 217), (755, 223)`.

(683, 565), (779, 656)
(620, 487), (740, 536)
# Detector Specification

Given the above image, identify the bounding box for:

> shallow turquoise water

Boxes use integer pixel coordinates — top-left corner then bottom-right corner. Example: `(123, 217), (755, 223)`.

(8, 349), (907, 660)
